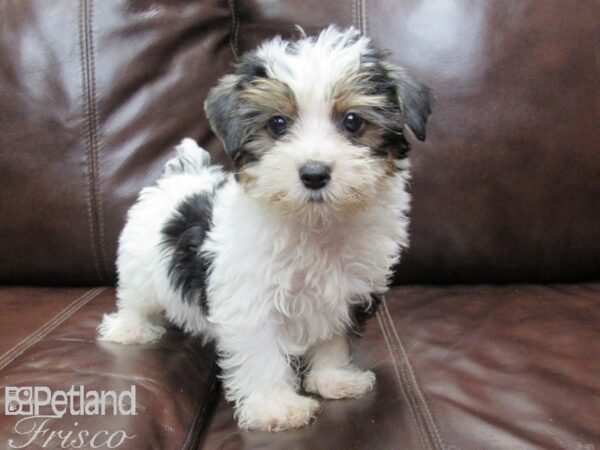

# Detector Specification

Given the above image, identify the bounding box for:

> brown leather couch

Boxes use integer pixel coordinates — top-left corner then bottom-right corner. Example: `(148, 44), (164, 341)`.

(1, 1), (598, 449)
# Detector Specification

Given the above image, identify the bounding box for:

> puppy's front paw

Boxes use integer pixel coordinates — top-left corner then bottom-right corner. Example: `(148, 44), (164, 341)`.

(237, 392), (320, 432)
(303, 368), (375, 399)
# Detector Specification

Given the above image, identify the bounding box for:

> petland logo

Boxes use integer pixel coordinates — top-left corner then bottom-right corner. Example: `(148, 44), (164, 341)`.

(4, 385), (136, 448)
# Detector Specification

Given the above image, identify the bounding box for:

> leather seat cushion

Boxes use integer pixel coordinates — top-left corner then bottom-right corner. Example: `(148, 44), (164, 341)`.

(0, 287), (218, 450)
(201, 283), (600, 450)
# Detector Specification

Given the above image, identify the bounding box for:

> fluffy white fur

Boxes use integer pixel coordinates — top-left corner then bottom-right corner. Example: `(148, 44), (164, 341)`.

(98, 26), (420, 432)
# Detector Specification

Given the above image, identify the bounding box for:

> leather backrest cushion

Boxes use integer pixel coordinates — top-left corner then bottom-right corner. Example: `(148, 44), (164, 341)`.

(363, 0), (600, 283)
(0, 0), (234, 284)
(1, 0), (598, 285)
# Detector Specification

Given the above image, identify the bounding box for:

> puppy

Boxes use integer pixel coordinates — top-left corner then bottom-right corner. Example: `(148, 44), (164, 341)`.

(98, 26), (432, 431)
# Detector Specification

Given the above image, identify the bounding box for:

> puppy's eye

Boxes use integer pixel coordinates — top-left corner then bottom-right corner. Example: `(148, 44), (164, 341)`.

(343, 112), (365, 134)
(267, 115), (288, 137)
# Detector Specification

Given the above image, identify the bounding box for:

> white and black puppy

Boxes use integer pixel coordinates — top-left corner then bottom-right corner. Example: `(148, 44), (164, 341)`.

(98, 26), (432, 431)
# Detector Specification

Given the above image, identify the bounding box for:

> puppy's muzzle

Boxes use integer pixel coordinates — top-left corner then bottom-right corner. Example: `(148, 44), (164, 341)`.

(299, 162), (331, 190)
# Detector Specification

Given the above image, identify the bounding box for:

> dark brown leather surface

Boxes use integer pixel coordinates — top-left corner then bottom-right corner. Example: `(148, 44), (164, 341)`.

(366, 0), (600, 284)
(0, 287), (96, 358)
(1, 0), (599, 285)
(233, 0), (354, 56)
(0, 287), (218, 449)
(201, 284), (600, 450)
(0, 0), (235, 285)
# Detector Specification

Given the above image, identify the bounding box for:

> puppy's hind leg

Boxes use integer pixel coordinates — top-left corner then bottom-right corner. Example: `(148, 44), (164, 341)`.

(97, 287), (165, 345)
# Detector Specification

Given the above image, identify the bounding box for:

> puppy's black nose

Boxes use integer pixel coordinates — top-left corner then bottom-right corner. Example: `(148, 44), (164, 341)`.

(299, 162), (331, 190)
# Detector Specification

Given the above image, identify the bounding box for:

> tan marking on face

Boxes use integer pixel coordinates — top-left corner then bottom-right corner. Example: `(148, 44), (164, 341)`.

(333, 70), (388, 115)
(386, 150), (396, 177)
(242, 132), (273, 161)
(240, 78), (296, 117)
(353, 124), (386, 148)
(331, 69), (399, 157)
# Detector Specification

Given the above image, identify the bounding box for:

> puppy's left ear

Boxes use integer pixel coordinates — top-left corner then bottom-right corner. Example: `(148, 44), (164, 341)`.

(204, 74), (243, 157)
(394, 69), (434, 142)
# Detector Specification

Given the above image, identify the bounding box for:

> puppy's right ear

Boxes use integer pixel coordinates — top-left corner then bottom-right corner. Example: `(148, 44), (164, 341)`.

(204, 74), (243, 157)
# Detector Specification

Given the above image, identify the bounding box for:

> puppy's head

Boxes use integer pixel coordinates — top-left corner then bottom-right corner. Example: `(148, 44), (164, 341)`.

(205, 26), (433, 222)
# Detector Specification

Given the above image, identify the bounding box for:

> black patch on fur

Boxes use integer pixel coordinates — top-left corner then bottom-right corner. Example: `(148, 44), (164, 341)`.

(161, 185), (224, 313)
(349, 293), (382, 337)
(380, 133), (412, 160)
(289, 355), (304, 376)
(237, 52), (268, 79)
(356, 49), (417, 159)
(362, 47), (433, 142)
(232, 148), (261, 177)
(205, 77), (243, 160)
(205, 51), (270, 166)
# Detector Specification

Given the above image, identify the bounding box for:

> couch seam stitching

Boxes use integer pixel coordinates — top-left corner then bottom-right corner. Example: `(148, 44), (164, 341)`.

(382, 298), (444, 450)
(358, 0), (363, 31)
(79, 0), (103, 283)
(79, 0), (105, 283)
(0, 288), (106, 373)
(88, 0), (110, 279)
(376, 310), (429, 450)
(380, 298), (437, 450)
(181, 359), (219, 449)
(228, 0), (239, 60)
(357, 0), (363, 32)
(362, 0), (368, 35)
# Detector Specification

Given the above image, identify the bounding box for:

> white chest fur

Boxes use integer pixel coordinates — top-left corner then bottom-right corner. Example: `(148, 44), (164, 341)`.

(205, 172), (410, 355)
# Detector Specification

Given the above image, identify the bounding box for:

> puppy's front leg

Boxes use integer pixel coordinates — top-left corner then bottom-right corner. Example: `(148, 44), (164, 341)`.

(217, 325), (320, 432)
(303, 334), (375, 399)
